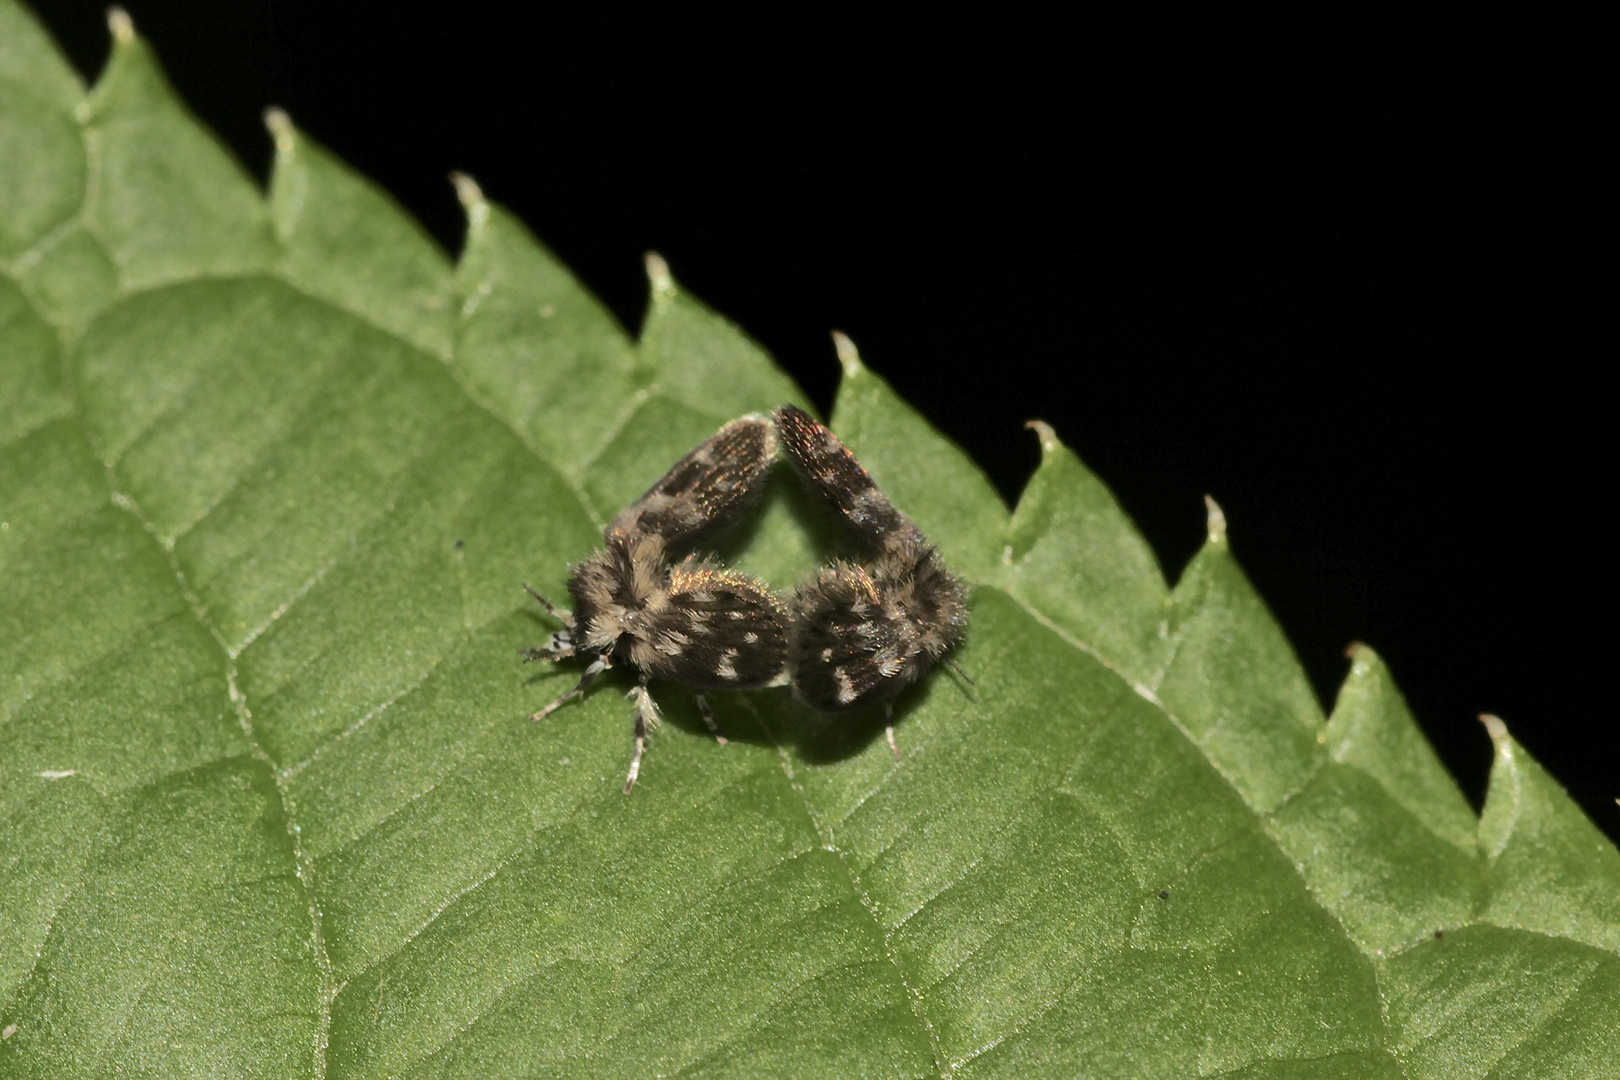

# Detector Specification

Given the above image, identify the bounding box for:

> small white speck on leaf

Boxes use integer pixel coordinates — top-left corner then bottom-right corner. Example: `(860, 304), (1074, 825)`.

(460, 280), (493, 318)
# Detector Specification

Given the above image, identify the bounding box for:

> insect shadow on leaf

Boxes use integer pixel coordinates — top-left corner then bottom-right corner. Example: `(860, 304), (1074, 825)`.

(523, 414), (790, 792)
(773, 403), (971, 758)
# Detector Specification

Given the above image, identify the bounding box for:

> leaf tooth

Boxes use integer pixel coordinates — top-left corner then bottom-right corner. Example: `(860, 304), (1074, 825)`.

(644, 249), (675, 298)
(1480, 712), (1509, 741)
(107, 6), (135, 45)
(1474, 712), (1620, 952)
(263, 105), (295, 152)
(1477, 712), (1527, 862)
(1203, 493), (1228, 546)
(449, 170), (490, 234)
(832, 329), (865, 379)
(1023, 418), (1059, 456)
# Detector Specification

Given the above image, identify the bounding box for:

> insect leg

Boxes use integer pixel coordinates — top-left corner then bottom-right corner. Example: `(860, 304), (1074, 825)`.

(694, 692), (728, 746)
(530, 653), (610, 721)
(520, 639), (575, 662)
(623, 674), (662, 794)
(884, 701), (902, 760)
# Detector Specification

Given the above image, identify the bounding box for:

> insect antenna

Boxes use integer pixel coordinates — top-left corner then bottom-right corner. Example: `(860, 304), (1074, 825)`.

(941, 657), (975, 686)
(522, 582), (575, 629)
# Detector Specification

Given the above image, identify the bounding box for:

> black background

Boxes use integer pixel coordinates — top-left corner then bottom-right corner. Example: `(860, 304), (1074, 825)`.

(25, 2), (1613, 840)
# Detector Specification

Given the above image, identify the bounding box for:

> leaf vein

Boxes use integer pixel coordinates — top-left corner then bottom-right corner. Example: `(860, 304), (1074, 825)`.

(93, 447), (335, 1079)
(750, 698), (952, 1079)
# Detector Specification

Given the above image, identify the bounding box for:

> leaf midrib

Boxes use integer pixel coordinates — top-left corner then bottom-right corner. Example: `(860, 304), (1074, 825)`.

(89, 434), (339, 1075)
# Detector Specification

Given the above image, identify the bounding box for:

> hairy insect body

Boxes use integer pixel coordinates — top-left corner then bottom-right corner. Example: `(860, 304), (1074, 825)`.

(565, 534), (788, 690)
(791, 544), (966, 710)
(524, 415), (786, 792)
(774, 404), (969, 714)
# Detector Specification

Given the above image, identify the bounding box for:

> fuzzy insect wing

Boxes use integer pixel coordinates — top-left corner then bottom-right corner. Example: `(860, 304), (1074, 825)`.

(773, 404), (915, 550)
(607, 414), (777, 549)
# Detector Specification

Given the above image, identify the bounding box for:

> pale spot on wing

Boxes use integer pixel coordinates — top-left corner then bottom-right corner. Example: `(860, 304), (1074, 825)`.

(835, 667), (858, 705)
(655, 629), (691, 656)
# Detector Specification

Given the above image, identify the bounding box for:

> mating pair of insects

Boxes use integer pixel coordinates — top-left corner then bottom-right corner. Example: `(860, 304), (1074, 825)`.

(523, 404), (970, 792)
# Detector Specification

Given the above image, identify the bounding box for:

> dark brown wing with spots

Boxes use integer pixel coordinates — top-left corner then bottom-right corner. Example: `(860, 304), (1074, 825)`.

(606, 414), (778, 549)
(628, 559), (790, 690)
(772, 404), (918, 551)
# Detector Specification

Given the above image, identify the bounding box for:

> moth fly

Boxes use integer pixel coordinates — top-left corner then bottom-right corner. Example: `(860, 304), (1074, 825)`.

(524, 414), (789, 792)
(774, 403), (970, 754)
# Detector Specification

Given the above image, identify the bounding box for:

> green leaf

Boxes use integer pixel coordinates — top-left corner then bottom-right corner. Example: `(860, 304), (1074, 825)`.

(3, 7), (1616, 1077)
